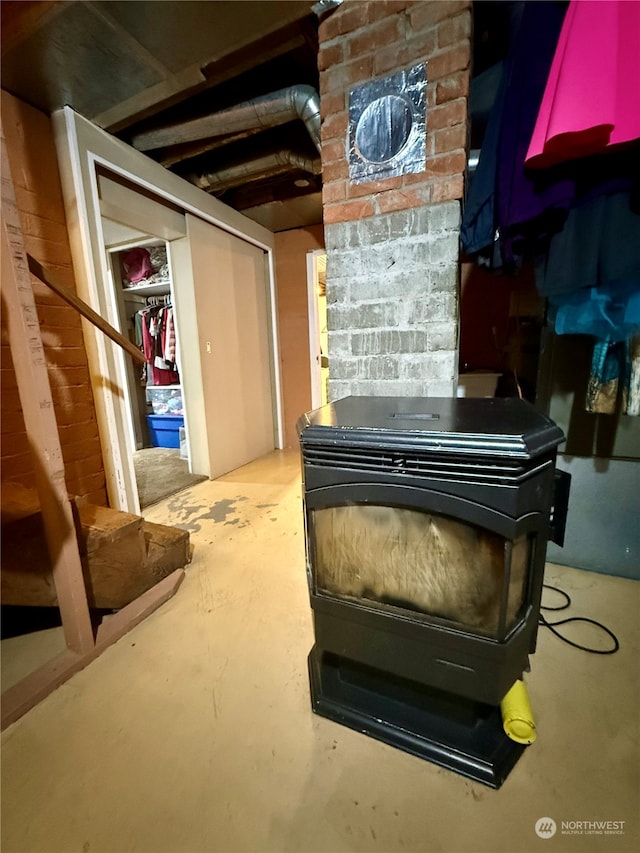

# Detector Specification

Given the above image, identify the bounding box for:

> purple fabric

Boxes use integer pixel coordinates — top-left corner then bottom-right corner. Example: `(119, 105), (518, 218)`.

(496, 1), (572, 265)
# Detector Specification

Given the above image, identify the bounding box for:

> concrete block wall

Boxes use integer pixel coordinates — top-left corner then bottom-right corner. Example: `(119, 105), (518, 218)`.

(318, 0), (471, 399)
(1, 91), (107, 505)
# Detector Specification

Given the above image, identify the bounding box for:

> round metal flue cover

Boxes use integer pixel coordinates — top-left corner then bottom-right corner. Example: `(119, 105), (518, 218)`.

(348, 64), (427, 184)
(355, 95), (413, 163)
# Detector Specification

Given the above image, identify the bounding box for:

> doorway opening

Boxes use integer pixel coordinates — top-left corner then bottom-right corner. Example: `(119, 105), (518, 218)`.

(308, 250), (328, 408)
(102, 223), (207, 509)
(56, 108), (283, 514)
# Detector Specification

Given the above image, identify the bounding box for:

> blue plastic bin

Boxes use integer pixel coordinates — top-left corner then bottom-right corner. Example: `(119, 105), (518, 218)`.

(147, 414), (184, 449)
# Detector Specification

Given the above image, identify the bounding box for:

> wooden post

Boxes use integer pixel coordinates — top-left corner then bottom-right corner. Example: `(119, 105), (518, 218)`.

(1, 121), (95, 655)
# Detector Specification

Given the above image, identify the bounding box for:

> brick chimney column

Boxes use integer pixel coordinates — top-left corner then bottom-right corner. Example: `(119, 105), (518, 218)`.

(318, 0), (471, 399)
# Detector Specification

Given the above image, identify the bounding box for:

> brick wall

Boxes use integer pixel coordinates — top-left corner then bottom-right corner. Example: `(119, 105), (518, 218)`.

(1, 91), (107, 506)
(318, 0), (471, 399)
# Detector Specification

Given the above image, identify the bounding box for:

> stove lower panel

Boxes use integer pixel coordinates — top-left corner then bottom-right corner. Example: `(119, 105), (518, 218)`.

(308, 647), (526, 789)
(312, 595), (533, 707)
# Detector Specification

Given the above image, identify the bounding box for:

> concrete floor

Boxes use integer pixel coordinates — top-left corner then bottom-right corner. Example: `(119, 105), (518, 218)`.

(1, 450), (638, 853)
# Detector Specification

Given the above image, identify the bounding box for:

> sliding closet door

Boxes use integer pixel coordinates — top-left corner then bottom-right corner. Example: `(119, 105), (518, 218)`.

(185, 213), (275, 478)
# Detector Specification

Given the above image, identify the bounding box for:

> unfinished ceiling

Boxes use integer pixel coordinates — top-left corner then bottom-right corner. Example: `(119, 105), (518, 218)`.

(1, 0), (324, 232)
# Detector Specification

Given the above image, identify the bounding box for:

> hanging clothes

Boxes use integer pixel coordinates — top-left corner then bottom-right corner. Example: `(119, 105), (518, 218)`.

(461, 0), (572, 265)
(536, 189), (640, 302)
(462, 1), (639, 269)
(586, 338), (632, 415)
(461, 0), (640, 416)
(495, 0), (575, 266)
(163, 306), (177, 364)
(628, 336), (640, 416)
(460, 61), (507, 258)
(526, 0), (640, 170)
(139, 302), (180, 386)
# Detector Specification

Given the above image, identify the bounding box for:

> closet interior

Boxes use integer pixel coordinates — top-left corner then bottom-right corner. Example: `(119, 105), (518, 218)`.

(115, 242), (183, 448)
(106, 233), (202, 508)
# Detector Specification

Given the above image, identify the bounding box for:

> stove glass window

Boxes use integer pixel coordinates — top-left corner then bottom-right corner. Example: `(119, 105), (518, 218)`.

(310, 505), (529, 638)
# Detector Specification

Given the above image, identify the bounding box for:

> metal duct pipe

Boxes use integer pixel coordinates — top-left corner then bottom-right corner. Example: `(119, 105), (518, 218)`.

(132, 85), (321, 154)
(191, 150), (321, 193)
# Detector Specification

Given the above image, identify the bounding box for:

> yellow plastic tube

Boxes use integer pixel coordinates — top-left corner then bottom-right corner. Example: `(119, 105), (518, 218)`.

(500, 679), (537, 744)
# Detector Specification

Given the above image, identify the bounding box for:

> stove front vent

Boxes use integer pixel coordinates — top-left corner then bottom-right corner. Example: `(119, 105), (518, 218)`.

(302, 443), (545, 485)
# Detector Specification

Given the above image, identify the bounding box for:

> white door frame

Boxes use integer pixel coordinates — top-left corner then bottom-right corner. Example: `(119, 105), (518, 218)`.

(306, 249), (325, 410)
(53, 107), (284, 513)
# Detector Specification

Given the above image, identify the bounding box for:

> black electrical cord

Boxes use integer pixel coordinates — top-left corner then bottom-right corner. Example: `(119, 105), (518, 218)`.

(539, 583), (620, 654)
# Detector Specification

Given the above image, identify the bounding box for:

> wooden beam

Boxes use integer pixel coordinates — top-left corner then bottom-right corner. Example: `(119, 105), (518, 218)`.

(26, 254), (146, 366)
(95, 568), (185, 646)
(0, 1), (69, 54)
(99, 22), (310, 133)
(1, 123), (95, 655)
(1, 569), (185, 731)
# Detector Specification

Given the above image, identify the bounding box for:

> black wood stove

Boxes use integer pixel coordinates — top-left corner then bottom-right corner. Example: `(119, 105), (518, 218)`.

(298, 396), (567, 788)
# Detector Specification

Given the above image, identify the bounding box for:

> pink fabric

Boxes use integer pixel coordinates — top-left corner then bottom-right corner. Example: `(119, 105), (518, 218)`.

(526, 0), (640, 170)
(164, 307), (176, 364)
